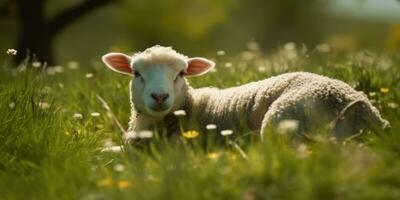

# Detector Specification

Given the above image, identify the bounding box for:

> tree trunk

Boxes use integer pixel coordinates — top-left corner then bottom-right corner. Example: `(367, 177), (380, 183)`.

(15, 0), (55, 65)
(14, 0), (114, 66)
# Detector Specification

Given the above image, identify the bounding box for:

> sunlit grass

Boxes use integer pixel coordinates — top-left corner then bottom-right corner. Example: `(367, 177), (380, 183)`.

(0, 43), (400, 199)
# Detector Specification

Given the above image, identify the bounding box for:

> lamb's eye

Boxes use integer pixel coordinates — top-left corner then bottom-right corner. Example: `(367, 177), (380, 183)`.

(175, 71), (185, 81)
(134, 71), (141, 78)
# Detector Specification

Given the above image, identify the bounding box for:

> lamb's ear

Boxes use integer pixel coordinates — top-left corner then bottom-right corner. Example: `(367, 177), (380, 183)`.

(185, 57), (215, 76)
(102, 53), (132, 76)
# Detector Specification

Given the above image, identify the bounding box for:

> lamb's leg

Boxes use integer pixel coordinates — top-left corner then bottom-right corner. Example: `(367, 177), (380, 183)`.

(331, 100), (390, 141)
(329, 100), (365, 141)
(259, 94), (335, 141)
(260, 97), (389, 142)
(259, 99), (307, 140)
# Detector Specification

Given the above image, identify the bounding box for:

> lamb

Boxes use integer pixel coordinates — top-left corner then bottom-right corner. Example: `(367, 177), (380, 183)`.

(102, 45), (389, 141)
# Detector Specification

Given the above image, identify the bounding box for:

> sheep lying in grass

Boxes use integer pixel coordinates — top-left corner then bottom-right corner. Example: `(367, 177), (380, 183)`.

(102, 45), (389, 141)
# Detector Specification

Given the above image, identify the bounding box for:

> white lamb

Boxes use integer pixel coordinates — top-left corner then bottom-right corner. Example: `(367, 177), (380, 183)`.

(102, 45), (389, 140)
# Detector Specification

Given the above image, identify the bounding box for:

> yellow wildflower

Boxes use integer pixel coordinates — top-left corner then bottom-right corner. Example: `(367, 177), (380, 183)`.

(118, 180), (132, 189)
(182, 130), (199, 139)
(380, 87), (389, 93)
(86, 73), (94, 78)
(97, 178), (113, 187)
(228, 153), (238, 161)
(207, 152), (219, 161)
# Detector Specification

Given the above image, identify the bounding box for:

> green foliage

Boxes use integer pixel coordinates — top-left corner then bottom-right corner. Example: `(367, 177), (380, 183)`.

(1, 45), (400, 199)
(118, 0), (234, 53)
(116, 0), (323, 54)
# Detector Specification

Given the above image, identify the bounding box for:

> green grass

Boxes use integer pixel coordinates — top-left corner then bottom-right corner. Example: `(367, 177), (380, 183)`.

(1, 45), (400, 200)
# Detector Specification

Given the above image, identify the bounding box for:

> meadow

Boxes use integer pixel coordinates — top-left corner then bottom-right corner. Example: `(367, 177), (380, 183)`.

(0, 43), (399, 199)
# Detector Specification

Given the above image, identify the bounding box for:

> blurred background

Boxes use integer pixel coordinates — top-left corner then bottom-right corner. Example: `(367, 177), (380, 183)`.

(1, 0), (400, 66)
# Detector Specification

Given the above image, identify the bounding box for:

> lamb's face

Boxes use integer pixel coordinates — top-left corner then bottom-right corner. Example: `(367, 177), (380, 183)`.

(130, 59), (188, 117)
(102, 45), (215, 118)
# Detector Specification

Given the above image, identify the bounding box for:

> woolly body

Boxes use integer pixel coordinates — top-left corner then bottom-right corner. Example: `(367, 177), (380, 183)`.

(102, 45), (389, 139)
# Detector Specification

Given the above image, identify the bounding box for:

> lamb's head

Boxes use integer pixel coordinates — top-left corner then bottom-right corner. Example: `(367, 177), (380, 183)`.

(102, 45), (215, 118)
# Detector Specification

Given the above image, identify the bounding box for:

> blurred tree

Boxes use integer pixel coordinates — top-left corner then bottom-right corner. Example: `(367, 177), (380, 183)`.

(0, 0), (115, 65)
(0, 0), (10, 17)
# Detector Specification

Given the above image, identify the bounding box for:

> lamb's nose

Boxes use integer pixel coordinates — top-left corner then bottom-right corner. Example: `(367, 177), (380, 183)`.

(151, 93), (169, 104)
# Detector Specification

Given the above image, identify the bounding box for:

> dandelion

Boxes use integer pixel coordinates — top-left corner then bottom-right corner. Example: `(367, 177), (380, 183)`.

(377, 57), (392, 71)
(241, 51), (255, 60)
(38, 101), (50, 110)
(220, 129), (233, 136)
(32, 61), (41, 68)
(91, 112), (100, 117)
(146, 174), (156, 182)
(123, 130), (153, 140)
(9, 102), (15, 109)
(117, 180), (131, 189)
(277, 119), (299, 134)
(101, 145), (123, 153)
(73, 113), (83, 120)
(182, 130), (199, 139)
(46, 68), (56, 76)
(206, 124), (217, 130)
(284, 42), (296, 50)
(86, 73), (94, 78)
(54, 65), (64, 73)
(68, 61), (79, 70)
(258, 66), (266, 72)
(369, 92), (376, 97)
(247, 41), (259, 51)
(173, 110), (186, 116)
(6, 49), (17, 55)
(316, 43), (331, 53)
(138, 130), (153, 139)
(216, 50), (226, 56)
(113, 164), (125, 172)
(380, 87), (389, 93)
(207, 152), (219, 161)
(97, 178), (113, 187)
(388, 102), (398, 109)
(296, 143), (312, 159)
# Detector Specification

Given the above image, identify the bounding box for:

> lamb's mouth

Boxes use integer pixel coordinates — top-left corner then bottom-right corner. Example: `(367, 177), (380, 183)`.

(147, 105), (171, 117)
(149, 105), (170, 112)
